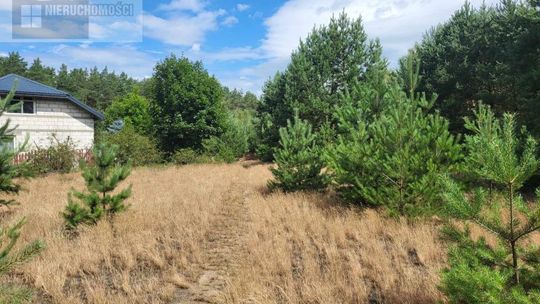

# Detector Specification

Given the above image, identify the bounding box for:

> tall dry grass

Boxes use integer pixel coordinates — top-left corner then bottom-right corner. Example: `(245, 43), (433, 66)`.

(3, 163), (449, 303)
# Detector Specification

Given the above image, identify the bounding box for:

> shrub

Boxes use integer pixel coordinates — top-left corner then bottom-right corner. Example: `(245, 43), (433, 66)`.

(103, 125), (161, 166)
(62, 143), (132, 229)
(326, 52), (461, 216)
(268, 113), (328, 192)
(28, 136), (78, 174)
(203, 110), (256, 163)
(439, 104), (540, 302)
(105, 89), (152, 135)
(172, 148), (209, 165)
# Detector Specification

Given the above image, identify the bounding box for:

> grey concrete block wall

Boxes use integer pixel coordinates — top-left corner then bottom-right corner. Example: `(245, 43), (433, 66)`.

(0, 99), (95, 150)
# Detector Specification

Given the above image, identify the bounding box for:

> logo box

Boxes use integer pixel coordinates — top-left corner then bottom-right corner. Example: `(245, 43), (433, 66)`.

(12, 0), (90, 39)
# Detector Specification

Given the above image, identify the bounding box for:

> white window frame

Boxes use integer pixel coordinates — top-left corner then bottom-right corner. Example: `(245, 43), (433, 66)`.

(7, 97), (37, 115)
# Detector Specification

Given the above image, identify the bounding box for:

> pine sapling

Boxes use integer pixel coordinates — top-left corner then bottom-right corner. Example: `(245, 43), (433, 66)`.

(0, 85), (45, 302)
(63, 142), (132, 229)
(440, 104), (540, 302)
(269, 112), (327, 192)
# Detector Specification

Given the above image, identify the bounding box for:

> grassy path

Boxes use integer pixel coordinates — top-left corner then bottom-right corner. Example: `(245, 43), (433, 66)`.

(174, 180), (252, 303)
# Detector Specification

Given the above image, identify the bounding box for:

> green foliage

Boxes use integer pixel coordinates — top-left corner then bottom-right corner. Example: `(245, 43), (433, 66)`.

(63, 143), (132, 229)
(412, 1), (540, 135)
(0, 53), (136, 111)
(25, 58), (55, 86)
(0, 86), (45, 303)
(150, 55), (228, 153)
(172, 149), (206, 165)
(103, 125), (161, 166)
(203, 110), (256, 163)
(222, 87), (260, 112)
(0, 52), (27, 76)
(439, 104), (540, 300)
(440, 225), (540, 304)
(105, 89), (152, 135)
(269, 113), (328, 192)
(256, 12), (387, 159)
(28, 136), (78, 174)
(326, 53), (461, 216)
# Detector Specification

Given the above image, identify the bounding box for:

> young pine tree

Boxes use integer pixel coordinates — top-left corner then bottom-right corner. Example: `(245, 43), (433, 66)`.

(269, 113), (328, 192)
(0, 87), (45, 302)
(326, 52), (461, 216)
(440, 104), (540, 303)
(63, 143), (132, 229)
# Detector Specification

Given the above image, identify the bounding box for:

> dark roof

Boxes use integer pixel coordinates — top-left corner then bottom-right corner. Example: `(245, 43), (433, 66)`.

(0, 74), (104, 120)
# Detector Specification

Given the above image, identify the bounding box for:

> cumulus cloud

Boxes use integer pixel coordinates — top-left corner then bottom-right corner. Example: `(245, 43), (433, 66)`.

(144, 10), (225, 46)
(158, 0), (206, 12)
(222, 16), (239, 27)
(237, 4), (250, 12)
(145, 0), (227, 46)
(261, 0), (499, 63)
(202, 47), (265, 62)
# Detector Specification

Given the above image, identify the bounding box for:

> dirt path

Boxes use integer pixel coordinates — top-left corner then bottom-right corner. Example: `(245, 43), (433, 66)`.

(173, 180), (252, 303)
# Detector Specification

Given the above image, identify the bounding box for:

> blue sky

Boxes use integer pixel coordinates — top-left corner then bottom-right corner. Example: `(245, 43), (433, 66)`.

(0, 0), (499, 94)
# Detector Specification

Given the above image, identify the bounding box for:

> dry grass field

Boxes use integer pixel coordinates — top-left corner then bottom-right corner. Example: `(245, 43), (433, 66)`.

(3, 162), (449, 303)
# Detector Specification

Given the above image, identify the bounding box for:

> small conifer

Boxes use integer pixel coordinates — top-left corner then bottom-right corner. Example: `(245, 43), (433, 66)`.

(269, 112), (327, 192)
(0, 86), (45, 302)
(63, 143), (132, 229)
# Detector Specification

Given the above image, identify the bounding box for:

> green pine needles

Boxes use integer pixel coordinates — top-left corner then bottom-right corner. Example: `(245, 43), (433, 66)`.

(63, 142), (132, 229)
(440, 104), (540, 303)
(0, 87), (45, 303)
(326, 52), (461, 216)
(269, 113), (328, 192)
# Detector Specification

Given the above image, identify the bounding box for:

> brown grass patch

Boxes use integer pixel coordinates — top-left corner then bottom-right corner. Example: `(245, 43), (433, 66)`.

(3, 163), (448, 303)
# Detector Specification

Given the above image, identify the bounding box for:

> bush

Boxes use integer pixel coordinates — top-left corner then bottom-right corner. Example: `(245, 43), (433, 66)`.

(105, 89), (152, 135)
(203, 110), (256, 163)
(326, 53), (461, 216)
(268, 113), (328, 192)
(28, 136), (79, 174)
(172, 148), (210, 165)
(103, 125), (161, 166)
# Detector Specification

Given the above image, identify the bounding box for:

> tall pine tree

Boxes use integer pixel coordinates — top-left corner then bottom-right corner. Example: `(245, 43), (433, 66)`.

(256, 12), (387, 159)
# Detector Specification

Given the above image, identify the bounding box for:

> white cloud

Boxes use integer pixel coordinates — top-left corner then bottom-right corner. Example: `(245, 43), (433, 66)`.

(202, 47), (265, 62)
(261, 0), (500, 64)
(222, 0), (501, 93)
(0, 52), (7, 57)
(191, 43), (201, 52)
(158, 0), (206, 12)
(144, 10), (225, 46)
(237, 4), (250, 12)
(219, 57), (289, 94)
(222, 16), (239, 27)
